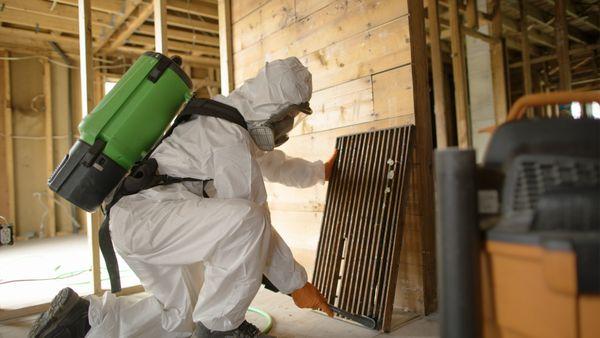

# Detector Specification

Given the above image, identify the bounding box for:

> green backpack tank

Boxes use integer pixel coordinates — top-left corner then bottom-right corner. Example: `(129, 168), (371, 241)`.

(49, 52), (192, 211)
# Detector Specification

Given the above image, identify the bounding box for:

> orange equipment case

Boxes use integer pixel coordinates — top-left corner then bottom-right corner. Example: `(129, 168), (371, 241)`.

(436, 91), (600, 338)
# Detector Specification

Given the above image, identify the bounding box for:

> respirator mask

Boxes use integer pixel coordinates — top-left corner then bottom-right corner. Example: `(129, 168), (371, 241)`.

(248, 102), (312, 151)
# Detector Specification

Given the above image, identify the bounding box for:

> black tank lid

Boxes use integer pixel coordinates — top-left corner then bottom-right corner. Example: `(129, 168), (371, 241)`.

(143, 51), (193, 89)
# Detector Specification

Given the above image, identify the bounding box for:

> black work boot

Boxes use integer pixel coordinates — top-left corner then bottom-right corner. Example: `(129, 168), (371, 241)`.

(28, 287), (91, 338)
(194, 320), (274, 338)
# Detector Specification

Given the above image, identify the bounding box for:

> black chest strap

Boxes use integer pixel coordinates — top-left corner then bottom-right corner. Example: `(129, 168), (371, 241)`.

(176, 98), (247, 132)
(100, 98), (246, 293)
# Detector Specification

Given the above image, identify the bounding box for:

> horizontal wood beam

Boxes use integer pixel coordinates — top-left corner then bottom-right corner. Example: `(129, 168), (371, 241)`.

(1, 0), (114, 28)
(509, 44), (600, 68)
(168, 0), (218, 19)
(502, 16), (555, 49)
(438, 19), (498, 44)
(43, 0), (218, 34)
(542, 0), (600, 33)
(504, 0), (591, 45)
(0, 27), (80, 50)
(93, 1), (140, 52)
(0, 27), (219, 65)
(55, 0), (125, 15)
(138, 25), (219, 46)
(130, 35), (219, 56)
(104, 2), (155, 52)
(438, 1), (555, 49)
(157, 14), (219, 34)
(118, 46), (220, 66)
(0, 36), (113, 63)
(0, 7), (103, 37)
(192, 77), (220, 88)
(58, 0), (219, 19)
(0, 24), (220, 57)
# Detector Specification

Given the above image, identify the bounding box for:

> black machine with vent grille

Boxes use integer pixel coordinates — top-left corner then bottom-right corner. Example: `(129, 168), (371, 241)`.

(482, 118), (600, 235)
(436, 118), (600, 338)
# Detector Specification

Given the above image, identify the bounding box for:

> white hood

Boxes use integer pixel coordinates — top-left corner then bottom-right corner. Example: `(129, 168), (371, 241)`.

(213, 57), (312, 122)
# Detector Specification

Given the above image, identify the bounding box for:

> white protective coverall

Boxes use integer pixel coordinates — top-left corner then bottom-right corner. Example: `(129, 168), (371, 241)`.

(86, 57), (324, 337)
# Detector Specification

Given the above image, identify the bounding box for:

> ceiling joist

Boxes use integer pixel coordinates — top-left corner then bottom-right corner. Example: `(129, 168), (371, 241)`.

(103, 2), (155, 52)
(0, 0), (220, 70)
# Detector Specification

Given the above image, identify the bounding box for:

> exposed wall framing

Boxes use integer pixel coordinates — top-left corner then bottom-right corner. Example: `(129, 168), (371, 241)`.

(43, 60), (57, 237)
(426, 0), (599, 146)
(1, 51), (16, 230)
(0, 0), (224, 241)
(448, 0), (472, 148)
(0, 0), (221, 84)
(0, 0), (222, 320)
(218, 0), (233, 95)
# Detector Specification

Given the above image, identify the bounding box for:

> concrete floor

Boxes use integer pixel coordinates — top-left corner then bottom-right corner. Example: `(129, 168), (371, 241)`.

(0, 236), (438, 337)
(0, 287), (438, 337)
(0, 235), (139, 309)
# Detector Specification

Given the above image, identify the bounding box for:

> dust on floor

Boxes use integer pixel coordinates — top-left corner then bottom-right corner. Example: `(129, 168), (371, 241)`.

(1, 287), (438, 338)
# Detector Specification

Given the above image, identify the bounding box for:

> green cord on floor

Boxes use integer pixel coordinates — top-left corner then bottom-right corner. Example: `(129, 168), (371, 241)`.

(247, 307), (273, 334)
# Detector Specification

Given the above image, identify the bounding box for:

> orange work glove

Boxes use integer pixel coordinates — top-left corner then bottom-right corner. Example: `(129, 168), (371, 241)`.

(324, 149), (339, 181)
(291, 282), (334, 317)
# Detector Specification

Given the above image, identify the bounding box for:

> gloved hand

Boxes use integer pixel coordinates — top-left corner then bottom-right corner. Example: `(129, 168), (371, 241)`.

(324, 149), (339, 181)
(291, 282), (334, 317)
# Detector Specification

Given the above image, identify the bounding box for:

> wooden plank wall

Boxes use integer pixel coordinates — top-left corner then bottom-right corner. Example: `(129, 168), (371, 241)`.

(231, 0), (435, 314)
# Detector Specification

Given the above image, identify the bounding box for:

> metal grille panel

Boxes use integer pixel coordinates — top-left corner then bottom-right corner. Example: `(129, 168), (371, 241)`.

(312, 126), (414, 331)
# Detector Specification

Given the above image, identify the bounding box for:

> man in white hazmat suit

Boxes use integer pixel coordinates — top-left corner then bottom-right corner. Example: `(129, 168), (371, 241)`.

(29, 57), (336, 338)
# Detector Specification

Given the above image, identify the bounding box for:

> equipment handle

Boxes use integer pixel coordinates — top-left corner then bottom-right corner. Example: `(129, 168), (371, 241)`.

(480, 90), (600, 133)
(506, 91), (600, 122)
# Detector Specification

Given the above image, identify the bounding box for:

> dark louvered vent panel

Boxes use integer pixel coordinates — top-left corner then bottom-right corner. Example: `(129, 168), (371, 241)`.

(312, 126), (414, 331)
(508, 156), (600, 212)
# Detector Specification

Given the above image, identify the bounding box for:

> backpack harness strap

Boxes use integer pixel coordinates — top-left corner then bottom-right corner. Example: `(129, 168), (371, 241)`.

(100, 98), (247, 293)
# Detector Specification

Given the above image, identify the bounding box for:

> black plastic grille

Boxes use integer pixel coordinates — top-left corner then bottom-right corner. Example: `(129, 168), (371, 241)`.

(312, 126), (414, 331)
(508, 157), (600, 213)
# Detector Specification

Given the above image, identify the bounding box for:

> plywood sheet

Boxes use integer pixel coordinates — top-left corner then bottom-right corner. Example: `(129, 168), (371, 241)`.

(294, 0), (335, 19)
(232, 0), (295, 52)
(372, 66), (414, 119)
(233, 0), (407, 67)
(292, 76), (373, 136)
(231, 0), (270, 23)
(234, 12), (411, 90)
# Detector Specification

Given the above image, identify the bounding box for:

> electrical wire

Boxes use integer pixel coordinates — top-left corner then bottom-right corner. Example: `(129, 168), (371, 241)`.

(0, 267), (135, 285)
(0, 269), (89, 285)
(33, 192), (83, 232)
(33, 192), (49, 237)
